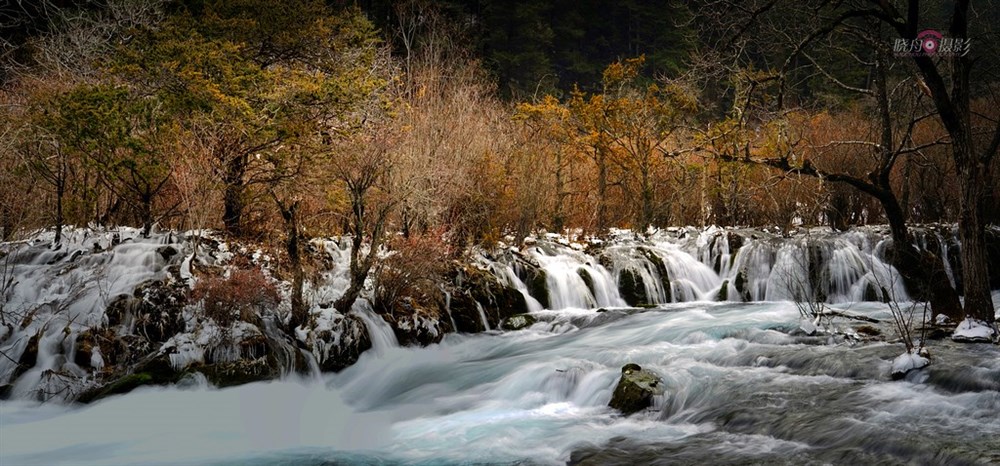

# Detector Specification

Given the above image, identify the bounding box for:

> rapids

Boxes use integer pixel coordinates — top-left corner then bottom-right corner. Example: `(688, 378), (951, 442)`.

(3, 301), (999, 465)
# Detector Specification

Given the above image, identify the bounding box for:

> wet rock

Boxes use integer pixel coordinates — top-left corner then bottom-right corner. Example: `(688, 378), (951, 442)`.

(609, 363), (664, 415)
(862, 283), (890, 303)
(157, 245), (179, 261)
(198, 356), (276, 388)
(577, 269), (595, 297)
(387, 298), (445, 346)
(74, 330), (99, 368)
(449, 266), (529, 332)
(77, 355), (180, 403)
(500, 313), (537, 331)
(855, 325), (881, 337)
(11, 332), (40, 381)
(890, 349), (931, 380)
(716, 280), (729, 301)
(639, 247), (671, 302)
(312, 314), (372, 372)
(734, 269), (751, 302)
(525, 268), (550, 309)
(105, 279), (187, 343)
(447, 292), (488, 333)
(618, 269), (647, 307)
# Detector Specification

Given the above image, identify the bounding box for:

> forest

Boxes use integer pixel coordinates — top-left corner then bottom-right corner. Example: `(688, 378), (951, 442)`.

(2, 0), (997, 320)
(1, 2), (1000, 463)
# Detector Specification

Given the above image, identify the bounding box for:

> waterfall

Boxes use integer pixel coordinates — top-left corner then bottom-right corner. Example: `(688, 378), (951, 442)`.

(497, 226), (956, 310)
(491, 263), (544, 312)
(936, 232), (957, 289)
(530, 246), (625, 309)
(351, 299), (399, 354)
(441, 287), (459, 330)
(475, 301), (491, 331)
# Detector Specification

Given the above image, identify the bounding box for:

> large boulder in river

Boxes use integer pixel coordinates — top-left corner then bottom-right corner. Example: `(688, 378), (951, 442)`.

(608, 363), (664, 415)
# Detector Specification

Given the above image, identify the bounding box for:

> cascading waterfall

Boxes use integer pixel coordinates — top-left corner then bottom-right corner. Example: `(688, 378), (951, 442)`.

(504, 227), (925, 310)
(1, 225), (997, 465)
(474, 301), (491, 331)
(529, 245), (625, 309)
(351, 300), (399, 354)
(491, 263), (544, 312)
(0, 228), (179, 401)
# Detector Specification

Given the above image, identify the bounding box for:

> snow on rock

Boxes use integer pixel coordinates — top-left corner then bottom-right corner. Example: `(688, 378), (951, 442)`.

(951, 318), (996, 343)
(799, 318), (818, 336)
(890, 349), (930, 380)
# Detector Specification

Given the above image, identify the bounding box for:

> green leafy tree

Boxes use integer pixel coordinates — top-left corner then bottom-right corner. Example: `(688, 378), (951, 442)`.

(117, 0), (388, 237)
(36, 84), (174, 237)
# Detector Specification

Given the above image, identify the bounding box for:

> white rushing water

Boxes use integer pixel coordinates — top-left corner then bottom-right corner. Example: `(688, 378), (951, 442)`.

(3, 301), (999, 465)
(516, 226), (915, 310)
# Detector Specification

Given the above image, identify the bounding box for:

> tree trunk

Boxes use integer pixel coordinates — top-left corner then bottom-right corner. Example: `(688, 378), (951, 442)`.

(334, 230), (369, 314)
(1, 203), (12, 241)
(596, 148), (608, 231)
(54, 178), (64, 247)
(553, 148), (564, 231)
(335, 197), (369, 314)
(641, 167), (653, 228)
(956, 159), (994, 322)
(881, 191), (963, 320)
(222, 155), (247, 237)
(279, 201), (306, 330)
(140, 193), (153, 238)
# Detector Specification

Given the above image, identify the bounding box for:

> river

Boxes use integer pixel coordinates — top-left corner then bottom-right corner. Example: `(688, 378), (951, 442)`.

(3, 300), (998, 465)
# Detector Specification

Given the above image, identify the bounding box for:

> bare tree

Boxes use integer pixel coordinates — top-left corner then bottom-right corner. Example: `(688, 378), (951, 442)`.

(330, 126), (403, 314)
(690, 0), (993, 320)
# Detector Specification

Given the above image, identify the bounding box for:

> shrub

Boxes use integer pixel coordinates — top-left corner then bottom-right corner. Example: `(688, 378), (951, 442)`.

(373, 231), (452, 316)
(190, 268), (280, 327)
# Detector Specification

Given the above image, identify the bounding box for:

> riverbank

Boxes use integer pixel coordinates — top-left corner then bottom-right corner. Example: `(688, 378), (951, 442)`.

(0, 225), (997, 404)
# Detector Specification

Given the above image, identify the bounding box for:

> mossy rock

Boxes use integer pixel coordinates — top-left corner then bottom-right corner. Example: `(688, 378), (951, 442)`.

(734, 269), (751, 302)
(716, 280), (729, 301)
(525, 268), (550, 309)
(78, 356), (180, 403)
(500, 313), (537, 331)
(856, 325), (881, 336)
(577, 269), (596, 297)
(315, 314), (373, 372)
(608, 363), (664, 415)
(12, 332), (40, 381)
(618, 269), (647, 307)
(386, 300), (445, 347)
(862, 283), (890, 303)
(447, 293), (489, 333)
(197, 357), (276, 388)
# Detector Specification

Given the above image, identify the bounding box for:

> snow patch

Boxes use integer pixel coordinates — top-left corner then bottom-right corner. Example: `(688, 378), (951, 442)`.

(890, 350), (930, 379)
(951, 318), (996, 343)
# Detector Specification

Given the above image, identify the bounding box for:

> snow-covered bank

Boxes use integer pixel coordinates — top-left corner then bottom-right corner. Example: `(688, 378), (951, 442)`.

(1, 224), (997, 403)
(0, 228), (531, 402)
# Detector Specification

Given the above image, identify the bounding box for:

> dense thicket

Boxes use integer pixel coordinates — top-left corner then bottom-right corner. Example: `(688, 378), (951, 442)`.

(1, 0), (997, 320)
